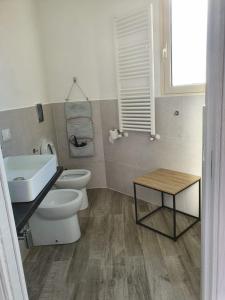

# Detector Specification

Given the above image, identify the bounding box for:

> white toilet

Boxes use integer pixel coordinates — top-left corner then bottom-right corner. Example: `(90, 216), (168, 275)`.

(40, 140), (91, 210)
(29, 189), (82, 246)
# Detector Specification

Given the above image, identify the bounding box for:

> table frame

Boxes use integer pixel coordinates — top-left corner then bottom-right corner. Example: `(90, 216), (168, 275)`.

(133, 179), (201, 241)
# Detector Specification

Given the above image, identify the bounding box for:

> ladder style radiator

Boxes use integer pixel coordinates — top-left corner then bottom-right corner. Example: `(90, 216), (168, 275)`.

(114, 5), (155, 134)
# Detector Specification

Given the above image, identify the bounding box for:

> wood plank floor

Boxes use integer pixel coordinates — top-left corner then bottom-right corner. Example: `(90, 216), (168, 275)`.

(23, 188), (200, 300)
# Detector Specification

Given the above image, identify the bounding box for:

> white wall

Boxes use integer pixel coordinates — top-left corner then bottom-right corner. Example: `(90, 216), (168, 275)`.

(36, 0), (161, 102)
(0, 0), (47, 111)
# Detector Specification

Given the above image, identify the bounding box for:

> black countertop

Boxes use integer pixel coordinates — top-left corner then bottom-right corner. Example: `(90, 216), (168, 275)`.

(12, 166), (63, 233)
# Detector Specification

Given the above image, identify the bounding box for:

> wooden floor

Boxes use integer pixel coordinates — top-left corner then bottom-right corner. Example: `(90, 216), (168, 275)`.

(23, 189), (201, 300)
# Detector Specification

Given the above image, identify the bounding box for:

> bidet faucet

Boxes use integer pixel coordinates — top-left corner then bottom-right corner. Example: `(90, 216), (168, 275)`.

(32, 148), (39, 154)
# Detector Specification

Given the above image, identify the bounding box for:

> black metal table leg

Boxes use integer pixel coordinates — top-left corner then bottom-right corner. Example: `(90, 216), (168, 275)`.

(161, 192), (164, 207)
(173, 195), (177, 241)
(133, 180), (200, 241)
(133, 183), (138, 223)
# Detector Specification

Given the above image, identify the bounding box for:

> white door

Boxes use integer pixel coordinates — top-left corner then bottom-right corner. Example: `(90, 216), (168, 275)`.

(202, 0), (225, 299)
(0, 147), (28, 300)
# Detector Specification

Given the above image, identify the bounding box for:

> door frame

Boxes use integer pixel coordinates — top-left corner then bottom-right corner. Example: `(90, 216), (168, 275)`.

(202, 0), (225, 299)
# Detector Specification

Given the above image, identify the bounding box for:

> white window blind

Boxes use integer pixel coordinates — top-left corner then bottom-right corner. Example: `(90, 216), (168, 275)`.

(114, 6), (155, 134)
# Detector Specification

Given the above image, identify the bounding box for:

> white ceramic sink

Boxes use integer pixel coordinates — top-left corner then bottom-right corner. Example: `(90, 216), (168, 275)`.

(4, 155), (57, 203)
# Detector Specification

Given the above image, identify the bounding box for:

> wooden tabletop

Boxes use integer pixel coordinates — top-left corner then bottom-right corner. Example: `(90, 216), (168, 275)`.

(134, 169), (201, 195)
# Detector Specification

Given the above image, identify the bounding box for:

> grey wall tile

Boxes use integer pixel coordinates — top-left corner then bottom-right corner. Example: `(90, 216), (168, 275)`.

(180, 96), (205, 140)
(0, 104), (57, 157)
(156, 96), (183, 139)
(105, 160), (137, 196)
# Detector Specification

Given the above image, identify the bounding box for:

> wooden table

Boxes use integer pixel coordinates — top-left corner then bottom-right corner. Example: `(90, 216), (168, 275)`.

(133, 169), (201, 241)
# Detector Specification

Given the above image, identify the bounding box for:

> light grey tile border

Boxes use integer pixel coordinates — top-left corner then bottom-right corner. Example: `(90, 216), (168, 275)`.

(0, 97), (204, 209)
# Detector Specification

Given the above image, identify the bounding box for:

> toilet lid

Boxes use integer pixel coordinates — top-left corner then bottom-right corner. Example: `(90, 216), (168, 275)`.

(40, 139), (57, 155)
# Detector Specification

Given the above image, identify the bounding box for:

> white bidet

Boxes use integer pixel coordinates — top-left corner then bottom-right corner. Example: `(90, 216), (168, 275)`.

(40, 140), (91, 210)
(55, 169), (91, 210)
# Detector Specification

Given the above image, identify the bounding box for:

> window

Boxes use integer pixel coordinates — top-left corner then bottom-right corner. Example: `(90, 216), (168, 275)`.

(161, 0), (208, 94)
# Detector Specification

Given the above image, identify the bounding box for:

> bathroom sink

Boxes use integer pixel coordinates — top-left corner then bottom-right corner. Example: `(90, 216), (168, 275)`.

(4, 155), (57, 203)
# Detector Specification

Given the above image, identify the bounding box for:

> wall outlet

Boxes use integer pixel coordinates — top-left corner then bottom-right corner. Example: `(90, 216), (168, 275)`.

(2, 128), (11, 142)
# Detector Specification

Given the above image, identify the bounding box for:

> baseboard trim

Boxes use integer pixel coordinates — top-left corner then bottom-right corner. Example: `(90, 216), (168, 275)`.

(88, 186), (136, 200)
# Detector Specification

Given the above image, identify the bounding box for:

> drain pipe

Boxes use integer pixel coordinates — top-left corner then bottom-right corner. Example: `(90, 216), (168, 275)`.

(18, 225), (33, 249)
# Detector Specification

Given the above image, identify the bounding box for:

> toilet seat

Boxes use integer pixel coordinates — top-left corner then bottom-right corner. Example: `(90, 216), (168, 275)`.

(60, 170), (89, 180)
(58, 169), (91, 189)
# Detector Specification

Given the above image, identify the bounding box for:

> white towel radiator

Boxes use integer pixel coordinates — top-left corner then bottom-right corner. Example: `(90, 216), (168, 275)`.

(114, 6), (156, 135)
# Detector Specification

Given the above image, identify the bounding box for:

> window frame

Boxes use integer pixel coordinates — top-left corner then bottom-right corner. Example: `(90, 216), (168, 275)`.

(161, 0), (206, 95)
